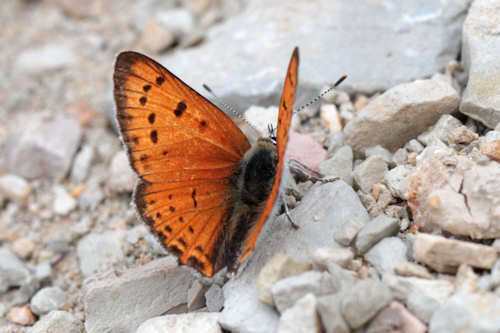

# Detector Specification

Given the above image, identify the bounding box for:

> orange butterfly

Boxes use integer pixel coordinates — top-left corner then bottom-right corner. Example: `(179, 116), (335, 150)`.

(114, 47), (299, 277)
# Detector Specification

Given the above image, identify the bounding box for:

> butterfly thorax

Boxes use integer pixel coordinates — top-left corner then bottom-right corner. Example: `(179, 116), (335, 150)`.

(234, 137), (278, 206)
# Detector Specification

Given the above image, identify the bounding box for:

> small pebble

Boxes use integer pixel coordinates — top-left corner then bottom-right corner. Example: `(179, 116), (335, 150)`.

(7, 306), (36, 326)
(31, 286), (68, 315)
(52, 186), (76, 215)
(0, 174), (32, 203)
(11, 237), (35, 259)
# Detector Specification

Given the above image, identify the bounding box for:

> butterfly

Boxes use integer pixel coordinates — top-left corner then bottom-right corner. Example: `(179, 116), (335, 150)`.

(113, 47), (298, 277)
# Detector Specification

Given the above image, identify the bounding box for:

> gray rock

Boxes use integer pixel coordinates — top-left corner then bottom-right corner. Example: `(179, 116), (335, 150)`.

(326, 132), (345, 156)
(160, 0), (467, 111)
(345, 77), (460, 153)
(366, 301), (427, 333)
(156, 8), (196, 38)
(277, 294), (321, 333)
(0, 174), (32, 203)
(341, 279), (393, 329)
(205, 284), (224, 312)
(414, 233), (498, 273)
(326, 263), (357, 293)
(108, 151), (137, 193)
(429, 292), (500, 333)
(70, 145), (94, 183)
(405, 139), (425, 153)
(365, 145), (394, 167)
(30, 287), (67, 315)
(384, 165), (415, 200)
(365, 237), (408, 275)
(460, 0), (500, 129)
(84, 257), (195, 333)
(77, 179), (104, 210)
(5, 114), (82, 181)
(417, 114), (462, 146)
(353, 156), (388, 193)
(30, 310), (84, 333)
(319, 146), (353, 186)
(317, 294), (349, 333)
(0, 247), (31, 293)
(354, 215), (400, 254)
(187, 280), (207, 312)
(136, 312), (221, 333)
(271, 271), (335, 313)
(219, 181), (370, 333)
(334, 219), (365, 246)
(12, 276), (40, 307)
(52, 186), (76, 216)
(34, 262), (53, 283)
(76, 231), (126, 277)
(15, 43), (77, 74)
(392, 148), (409, 166)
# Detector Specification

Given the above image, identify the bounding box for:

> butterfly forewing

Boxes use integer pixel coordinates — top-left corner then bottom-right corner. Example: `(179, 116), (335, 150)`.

(238, 47), (299, 265)
(114, 52), (251, 277)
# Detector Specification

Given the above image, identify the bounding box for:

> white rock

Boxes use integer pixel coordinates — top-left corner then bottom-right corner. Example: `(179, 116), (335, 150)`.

(460, 0), (500, 129)
(272, 271), (335, 313)
(345, 77), (460, 153)
(136, 312), (221, 333)
(312, 248), (354, 270)
(320, 104), (342, 132)
(394, 262), (433, 279)
(52, 186), (76, 215)
(414, 233), (497, 273)
(0, 174), (32, 203)
(429, 292), (500, 333)
(156, 8), (196, 38)
(256, 254), (312, 306)
(277, 294), (321, 333)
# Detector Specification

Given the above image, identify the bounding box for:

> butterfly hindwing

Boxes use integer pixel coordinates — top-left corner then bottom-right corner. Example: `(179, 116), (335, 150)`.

(114, 52), (250, 277)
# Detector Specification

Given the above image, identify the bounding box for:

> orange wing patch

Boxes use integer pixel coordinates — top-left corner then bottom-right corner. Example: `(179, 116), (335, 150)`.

(238, 47), (299, 265)
(114, 52), (250, 277)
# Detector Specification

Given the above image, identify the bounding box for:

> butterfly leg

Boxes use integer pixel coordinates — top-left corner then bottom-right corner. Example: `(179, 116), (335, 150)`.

(284, 199), (300, 230)
(288, 159), (340, 184)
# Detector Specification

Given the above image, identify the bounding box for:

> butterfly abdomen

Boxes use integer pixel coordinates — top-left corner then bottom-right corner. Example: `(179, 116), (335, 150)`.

(219, 137), (278, 273)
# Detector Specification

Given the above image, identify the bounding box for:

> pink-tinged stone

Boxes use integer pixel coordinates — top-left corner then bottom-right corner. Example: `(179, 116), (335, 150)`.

(366, 301), (427, 333)
(285, 131), (327, 171)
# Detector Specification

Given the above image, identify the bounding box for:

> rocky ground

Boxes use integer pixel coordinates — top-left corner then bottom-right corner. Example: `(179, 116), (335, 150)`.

(1, 0), (500, 332)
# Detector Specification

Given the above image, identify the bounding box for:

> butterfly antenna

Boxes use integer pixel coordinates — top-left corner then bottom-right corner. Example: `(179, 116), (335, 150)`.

(294, 74), (348, 113)
(203, 84), (259, 133)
